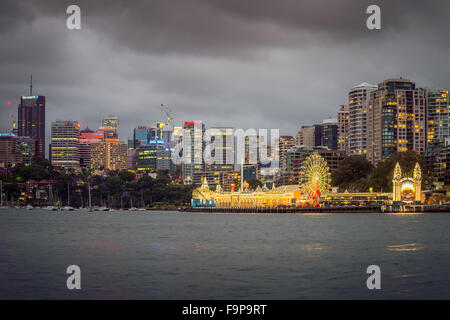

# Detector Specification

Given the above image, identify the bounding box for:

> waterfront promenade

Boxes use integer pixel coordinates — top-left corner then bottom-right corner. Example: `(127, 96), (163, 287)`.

(183, 205), (450, 214)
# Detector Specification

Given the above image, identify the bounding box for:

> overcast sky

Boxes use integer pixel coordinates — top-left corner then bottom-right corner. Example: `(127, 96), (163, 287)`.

(1, 0), (450, 143)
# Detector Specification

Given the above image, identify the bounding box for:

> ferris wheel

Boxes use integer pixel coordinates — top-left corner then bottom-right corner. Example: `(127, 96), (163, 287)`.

(299, 153), (331, 200)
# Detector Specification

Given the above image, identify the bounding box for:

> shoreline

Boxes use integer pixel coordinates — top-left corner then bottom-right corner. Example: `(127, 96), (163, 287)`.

(182, 205), (450, 214)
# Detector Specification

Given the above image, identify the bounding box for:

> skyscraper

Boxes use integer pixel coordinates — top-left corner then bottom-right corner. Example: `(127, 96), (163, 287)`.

(367, 78), (427, 164)
(133, 126), (151, 148)
(79, 127), (104, 168)
(0, 134), (20, 167)
(90, 141), (127, 171)
(321, 118), (338, 150)
(18, 77), (45, 158)
(337, 104), (349, 153)
(182, 121), (205, 185)
(102, 115), (119, 139)
(348, 82), (377, 156)
(296, 125), (322, 147)
(205, 127), (235, 169)
(427, 88), (449, 144)
(278, 135), (296, 172)
(195, 127), (236, 189)
(50, 121), (81, 169)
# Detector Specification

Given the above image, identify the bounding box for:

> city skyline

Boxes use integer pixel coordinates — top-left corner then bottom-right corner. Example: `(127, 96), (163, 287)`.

(3, 76), (450, 147)
(1, 0), (450, 142)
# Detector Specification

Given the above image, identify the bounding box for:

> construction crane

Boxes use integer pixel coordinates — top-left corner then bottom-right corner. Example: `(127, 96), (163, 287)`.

(160, 104), (173, 126)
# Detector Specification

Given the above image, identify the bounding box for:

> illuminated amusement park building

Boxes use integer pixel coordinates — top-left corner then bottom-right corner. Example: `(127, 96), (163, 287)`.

(392, 162), (423, 203)
(191, 152), (420, 209)
(192, 152), (334, 208)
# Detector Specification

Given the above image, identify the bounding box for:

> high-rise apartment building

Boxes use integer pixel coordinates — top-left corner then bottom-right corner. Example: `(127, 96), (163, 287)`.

(427, 88), (449, 143)
(50, 121), (81, 169)
(205, 127), (235, 170)
(0, 134), (20, 167)
(296, 125), (322, 147)
(278, 136), (296, 172)
(321, 118), (338, 150)
(284, 146), (345, 184)
(90, 141), (127, 171)
(79, 128), (104, 168)
(348, 82), (377, 156)
(194, 127), (236, 189)
(338, 104), (349, 153)
(182, 121), (205, 185)
(367, 78), (427, 164)
(16, 136), (35, 164)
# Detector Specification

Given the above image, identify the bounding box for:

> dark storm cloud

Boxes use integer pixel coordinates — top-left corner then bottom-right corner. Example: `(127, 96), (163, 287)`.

(16, 0), (450, 55)
(0, 0), (450, 143)
(0, 0), (35, 32)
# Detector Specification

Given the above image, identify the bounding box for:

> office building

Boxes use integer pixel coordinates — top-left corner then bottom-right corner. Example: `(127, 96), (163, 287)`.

(78, 128), (104, 168)
(0, 134), (20, 167)
(16, 136), (36, 164)
(182, 121), (205, 185)
(90, 141), (127, 171)
(18, 90), (45, 158)
(102, 115), (119, 139)
(50, 120), (81, 169)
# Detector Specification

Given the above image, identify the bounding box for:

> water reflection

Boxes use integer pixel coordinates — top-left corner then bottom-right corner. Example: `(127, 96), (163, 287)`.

(386, 243), (423, 252)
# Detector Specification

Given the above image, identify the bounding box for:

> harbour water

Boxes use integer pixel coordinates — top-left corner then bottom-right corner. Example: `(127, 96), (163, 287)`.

(1, 208), (450, 299)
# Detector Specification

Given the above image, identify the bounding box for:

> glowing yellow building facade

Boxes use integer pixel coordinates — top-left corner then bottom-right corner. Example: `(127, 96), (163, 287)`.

(192, 178), (305, 208)
(90, 141), (127, 171)
(392, 162), (423, 203)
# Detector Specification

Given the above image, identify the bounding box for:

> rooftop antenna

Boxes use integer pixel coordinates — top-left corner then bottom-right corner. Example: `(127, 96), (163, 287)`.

(30, 74), (33, 95)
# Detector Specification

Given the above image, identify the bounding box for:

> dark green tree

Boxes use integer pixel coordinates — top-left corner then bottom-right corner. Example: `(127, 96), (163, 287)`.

(368, 151), (428, 192)
(248, 178), (263, 190)
(331, 155), (373, 192)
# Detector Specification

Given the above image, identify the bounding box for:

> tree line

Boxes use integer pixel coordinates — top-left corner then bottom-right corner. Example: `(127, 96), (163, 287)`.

(331, 151), (432, 193)
(0, 158), (194, 208)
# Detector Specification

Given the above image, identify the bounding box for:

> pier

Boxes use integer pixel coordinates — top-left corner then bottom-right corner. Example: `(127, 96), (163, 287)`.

(181, 205), (450, 214)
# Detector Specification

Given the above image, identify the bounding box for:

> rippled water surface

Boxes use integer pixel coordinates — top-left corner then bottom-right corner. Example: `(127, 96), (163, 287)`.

(1, 209), (450, 299)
